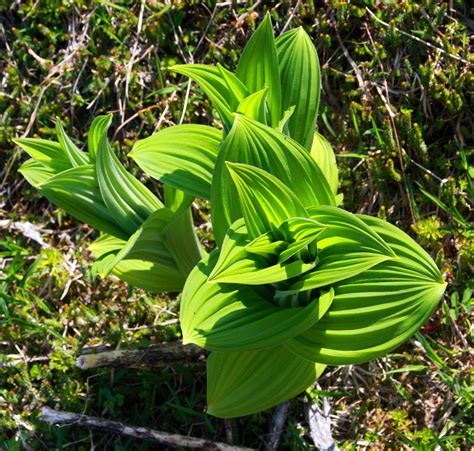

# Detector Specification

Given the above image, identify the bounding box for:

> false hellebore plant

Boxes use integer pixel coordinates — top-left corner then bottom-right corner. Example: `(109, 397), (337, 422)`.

(17, 14), (446, 419)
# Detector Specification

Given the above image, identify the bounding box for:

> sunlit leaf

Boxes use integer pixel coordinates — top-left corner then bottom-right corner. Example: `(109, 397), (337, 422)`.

(207, 345), (326, 418)
(285, 215), (446, 365)
(88, 114), (113, 159)
(96, 133), (162, 235)
(236, 13), (281, 127)
(14, 138), (70, 173)
(19, 159), (60, 188)
(171, 64), (246, 132)
(217, 63), (249, 110)
(38, 165), (127, 239)
(226, 162), (307, 239)
(181, 251), (333, 352)
(311, 132), (338, 194)
(56, 119), (89, 167)
(236, 88), (268, 124)
(208, 219), (315, 285)
(130, 124), (222, 200)
(211, 114), (336, 245)
(95, 208), (186, 292)
(276, 206), (395, 295)
(276, 27), (320, 148)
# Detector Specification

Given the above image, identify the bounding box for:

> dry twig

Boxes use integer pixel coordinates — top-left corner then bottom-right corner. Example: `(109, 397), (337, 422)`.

(264, 401), (290, 450)
(41, 407), (254, 450)
(76, 342), (205, 370)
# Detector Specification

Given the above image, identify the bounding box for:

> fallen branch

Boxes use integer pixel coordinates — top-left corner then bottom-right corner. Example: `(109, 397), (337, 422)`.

(264, 401), (290, 451)
(76, 342), (205, 370)
(305, 398), (337, 451)
(41, 407), (254, 450)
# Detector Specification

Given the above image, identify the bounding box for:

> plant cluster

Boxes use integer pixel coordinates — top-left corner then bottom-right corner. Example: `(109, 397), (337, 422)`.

(15, 14), (447, 419)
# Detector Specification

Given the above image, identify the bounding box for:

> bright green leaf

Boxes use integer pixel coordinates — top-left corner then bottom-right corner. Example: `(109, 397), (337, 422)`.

(276, 27), (320, 148)
(181, 251), (333, 352)
(236, 13), (281, 127)
(211, 114), (336, 245)
(311, 132), (338, 195)
(19, 160), (59, 188)
(38, 165), (127, 239)
(56, 119), (90, 167)
(96, 133), (163, 235)
(285, 215), (446, 365)
(14, 138), (70, 173)
(88, 114), (113, 159)
(171, 64), (245, 132)
(95, 208), (186, 292)
(226, 162), (307, 239)
(236, 88), (268, 124)
(207, 345), (326, 418)
(130, 124), (222, 200)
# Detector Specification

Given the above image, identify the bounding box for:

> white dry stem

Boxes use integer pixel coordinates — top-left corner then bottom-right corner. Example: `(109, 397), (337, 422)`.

(41, 407), (254, 450)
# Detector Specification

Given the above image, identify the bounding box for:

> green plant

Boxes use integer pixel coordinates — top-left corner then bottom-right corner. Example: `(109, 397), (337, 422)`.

(16, 13), (446, 420)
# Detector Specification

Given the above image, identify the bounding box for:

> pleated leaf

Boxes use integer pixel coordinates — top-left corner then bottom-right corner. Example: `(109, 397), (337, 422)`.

(38, 165), (126, 239)
(217, 63), (249, 110)
(89, 234), (125, 259)
(180, 251), (332, 352)
(236, 88), (268, 124)
(208, 219), (315, 285)
(14, 138), (70, 173)
(359, 214), (443, 282)
(226, 162), (307, 239)
(277, 206), (395, 295)
(211, 114), (335, 245)
(236, 13), (281, 127)
(278, 105), (295, 135)
(161, 207), (204, 277)
(285, 216), (446, 365)
(171, 64), (247, 132)
(96, 134), (163, 235)
(311, 132), (338, 194)
(129, 124), (222, 200)
(276, 27), (320, 148)
(89, 234), (126, 277)
(207, 346), (326, 418)
(94, 208), (186, 292)
(88, 114), (113, 159)
(19, 160), (60, 188)
(56, 119), (89, 167)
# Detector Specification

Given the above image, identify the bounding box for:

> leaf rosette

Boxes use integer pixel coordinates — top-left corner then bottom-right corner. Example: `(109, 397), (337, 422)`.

(180, 161), (446, 418)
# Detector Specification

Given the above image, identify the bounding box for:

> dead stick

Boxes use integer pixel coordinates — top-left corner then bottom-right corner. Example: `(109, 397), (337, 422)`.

(76, 342), (205, 370)
(41, 407), (254, 450)
(264, 401), (290, 450)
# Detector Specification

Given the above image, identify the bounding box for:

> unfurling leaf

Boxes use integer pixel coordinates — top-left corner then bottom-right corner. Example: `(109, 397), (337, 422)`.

(225, 162), (307, 239)
(236, 13), (281, 127)
(211, 114), (335, 245)
(276, 27), (321, 148)
(96, 133), (162, 235)
(284, 215), (446, 364)
(236, 88), (268, 124)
